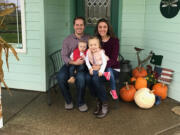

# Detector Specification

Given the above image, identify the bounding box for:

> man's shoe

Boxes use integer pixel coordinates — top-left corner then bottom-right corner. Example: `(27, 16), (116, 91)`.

(78, 104), (88, 112)
(65, 102), (73, 110)
(96, 103), (108, 118)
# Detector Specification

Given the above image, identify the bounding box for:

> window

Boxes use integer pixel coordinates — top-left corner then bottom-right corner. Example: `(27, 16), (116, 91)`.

(0, 0), (26, 52)
(85, 0), (111, 25)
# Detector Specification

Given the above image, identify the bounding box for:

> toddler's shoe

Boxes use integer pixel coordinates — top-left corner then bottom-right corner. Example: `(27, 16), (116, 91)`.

(110, 90), (118, 100)
(104, 72), (111, 80)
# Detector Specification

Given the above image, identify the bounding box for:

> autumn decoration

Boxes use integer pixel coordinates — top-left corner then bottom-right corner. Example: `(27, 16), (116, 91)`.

(132, 67), (147, 78)
(135, 77), (147, 90)
(120, 82), (136, 102)
(134, 88), (155, 109)
(132, 47), (153, 78)
(152, 83), (168, 100)
(0, 2), (19, 128)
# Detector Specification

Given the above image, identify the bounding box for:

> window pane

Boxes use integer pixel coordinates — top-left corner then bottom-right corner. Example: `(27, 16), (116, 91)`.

(0, 0), (22, 48)
(85, 0), (111, 25)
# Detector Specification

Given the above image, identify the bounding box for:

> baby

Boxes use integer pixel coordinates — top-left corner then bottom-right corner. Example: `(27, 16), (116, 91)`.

(68, 40), (87, 83)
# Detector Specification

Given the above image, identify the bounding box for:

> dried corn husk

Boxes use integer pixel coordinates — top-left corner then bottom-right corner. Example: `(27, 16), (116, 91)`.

(0, 37), (19, 93)
(0, 3), (16, 17)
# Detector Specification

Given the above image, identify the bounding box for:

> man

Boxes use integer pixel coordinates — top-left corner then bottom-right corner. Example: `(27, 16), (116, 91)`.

(57, 17), (89, 112)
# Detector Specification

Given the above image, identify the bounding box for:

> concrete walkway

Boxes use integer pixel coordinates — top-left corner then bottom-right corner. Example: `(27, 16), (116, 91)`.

(0, 88), (180, 135)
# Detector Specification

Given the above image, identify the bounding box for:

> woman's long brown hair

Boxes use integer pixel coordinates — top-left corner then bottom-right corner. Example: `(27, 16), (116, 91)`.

(94, 18), (115, 40)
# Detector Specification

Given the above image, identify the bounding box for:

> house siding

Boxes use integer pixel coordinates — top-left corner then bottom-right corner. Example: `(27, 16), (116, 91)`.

(44, 0), (74, 89)
(119, 0), (146, 67)
(144, 0), (180, 101)
(3, 0), (46, 91)
(119, 0), (180, 101)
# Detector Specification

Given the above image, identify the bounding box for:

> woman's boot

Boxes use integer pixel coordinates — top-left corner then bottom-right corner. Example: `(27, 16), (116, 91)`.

(96, 102), (108, 118)
(93, 100), (102, 115)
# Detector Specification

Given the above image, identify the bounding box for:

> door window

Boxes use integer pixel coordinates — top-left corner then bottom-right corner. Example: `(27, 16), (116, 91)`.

(85, 0), (111, 25)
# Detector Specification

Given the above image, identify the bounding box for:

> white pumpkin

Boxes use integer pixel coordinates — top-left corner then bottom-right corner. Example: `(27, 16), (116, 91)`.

(134, 88), (155, 109)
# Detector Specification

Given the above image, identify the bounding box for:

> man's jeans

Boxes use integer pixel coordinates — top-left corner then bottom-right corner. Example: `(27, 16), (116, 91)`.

(69, 64), (85, 77)
(56, 64), (86, 106)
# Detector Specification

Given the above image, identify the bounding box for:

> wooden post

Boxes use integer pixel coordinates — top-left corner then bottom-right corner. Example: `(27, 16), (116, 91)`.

(0, 83), (3, 128)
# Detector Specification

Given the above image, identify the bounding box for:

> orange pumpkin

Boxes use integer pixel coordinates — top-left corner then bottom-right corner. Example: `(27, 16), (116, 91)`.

(120, 83), (136, 102)
(130, 77), (136, 82)
(152, 83), (168, 100)
(132, 67), (147, 78)
(135, 77), (147, 90)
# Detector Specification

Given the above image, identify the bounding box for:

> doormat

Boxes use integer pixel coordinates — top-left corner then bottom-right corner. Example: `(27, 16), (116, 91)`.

(172, 106), (180, 116)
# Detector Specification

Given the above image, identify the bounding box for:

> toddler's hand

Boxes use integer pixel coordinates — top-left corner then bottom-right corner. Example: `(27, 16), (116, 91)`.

(89, 68), (93, 75)
(98, 71), (103, 77)
(92, 65), (100, 70)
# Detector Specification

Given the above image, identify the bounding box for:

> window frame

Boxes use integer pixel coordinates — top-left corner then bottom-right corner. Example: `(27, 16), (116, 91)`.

(15, 0), (26, 53)
(1, 0), (27, 53)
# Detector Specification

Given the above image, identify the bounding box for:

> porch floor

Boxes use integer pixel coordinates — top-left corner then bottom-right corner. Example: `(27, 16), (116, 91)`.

(0, 87), (180, 135)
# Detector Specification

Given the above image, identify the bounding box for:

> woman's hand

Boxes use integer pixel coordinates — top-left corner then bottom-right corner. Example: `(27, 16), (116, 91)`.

(98, 71), (103, 77)
(89, 68), (93, 75)
(92, 65), (100, 70)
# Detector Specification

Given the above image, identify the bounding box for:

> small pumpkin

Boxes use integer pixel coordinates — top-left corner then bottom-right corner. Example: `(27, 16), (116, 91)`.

(132, 67), (147, 78)
(135, 77), (147, 90)
(134, 88), (155, 109)
(152, 83), (168, 100)
(130, 77), (136, 83)
(120, 82), (136, 102)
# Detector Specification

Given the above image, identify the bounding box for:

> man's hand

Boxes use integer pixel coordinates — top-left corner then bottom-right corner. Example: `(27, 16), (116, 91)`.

(89, 68), (93, 75)
(69, 58), (84, 65)
(98, 71), (103, 77)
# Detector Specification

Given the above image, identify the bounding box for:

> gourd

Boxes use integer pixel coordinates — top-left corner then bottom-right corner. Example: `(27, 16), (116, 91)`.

(130, 77), (136, 83)
(134, 88), (155, 109)
(152, 83), (168, 100)
(120, 82), (136, 102)
(135, 77), (147, 90)
(132, 67), (147, 78)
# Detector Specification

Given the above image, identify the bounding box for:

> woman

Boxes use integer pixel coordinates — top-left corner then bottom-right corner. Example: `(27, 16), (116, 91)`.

(95, 18), (120, 100)
(86, 18), (120, 118)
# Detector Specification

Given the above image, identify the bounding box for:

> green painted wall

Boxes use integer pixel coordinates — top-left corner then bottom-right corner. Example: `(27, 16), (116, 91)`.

(3, 0), (46, 91)
(144, 0), (180, 101)
(119, 0), (146, 67)
(44, 0), (74, 89)
(119, 0), (180, 101)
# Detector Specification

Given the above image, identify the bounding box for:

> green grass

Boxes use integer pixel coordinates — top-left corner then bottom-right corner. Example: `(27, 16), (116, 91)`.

(0, 24), (22, 43)
(1, 33), (22, 43)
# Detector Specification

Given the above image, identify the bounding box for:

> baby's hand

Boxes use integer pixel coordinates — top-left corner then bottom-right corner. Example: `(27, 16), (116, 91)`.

(89, 68), (93, 75)
(81, 55), (85, 59)
(98, 71), (103, 77)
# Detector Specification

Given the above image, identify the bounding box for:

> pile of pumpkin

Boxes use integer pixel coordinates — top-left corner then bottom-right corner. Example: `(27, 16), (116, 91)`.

(119, 67), (168, 109)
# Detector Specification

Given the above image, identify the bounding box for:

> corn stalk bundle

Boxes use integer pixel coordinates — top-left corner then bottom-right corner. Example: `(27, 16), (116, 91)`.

(0, 2), (18, 128)
(0, 3), (16, 29)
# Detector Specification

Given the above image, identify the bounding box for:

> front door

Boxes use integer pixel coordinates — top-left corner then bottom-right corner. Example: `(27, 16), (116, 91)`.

(76, 0), (119, 36)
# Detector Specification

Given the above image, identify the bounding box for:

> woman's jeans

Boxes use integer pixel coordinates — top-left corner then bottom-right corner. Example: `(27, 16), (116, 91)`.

(106, 68), (118, 90)
(86, 68), (119, 102)
(86, 70), (108, 102)
(56, 64), (86, 107)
